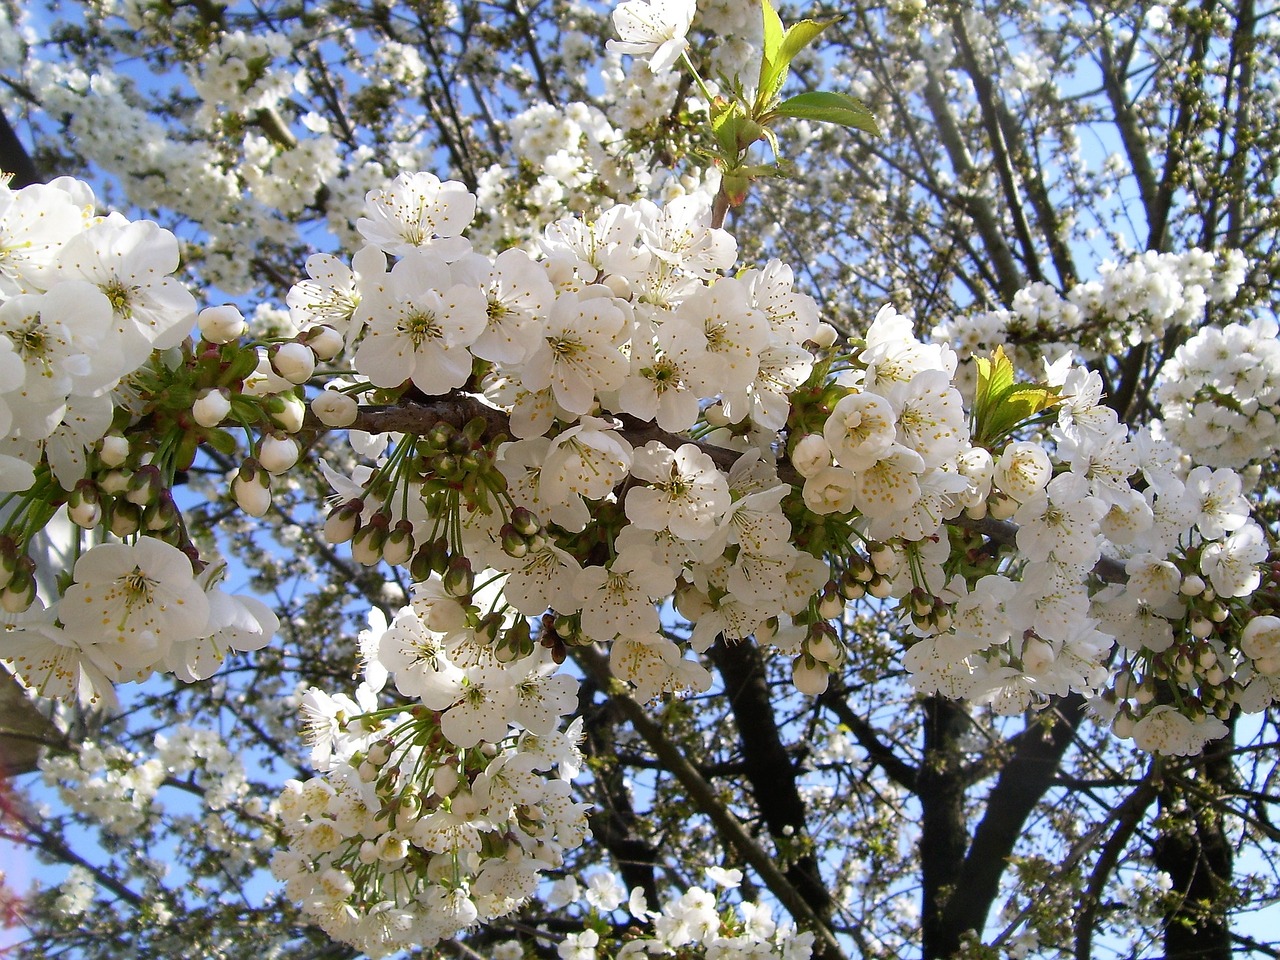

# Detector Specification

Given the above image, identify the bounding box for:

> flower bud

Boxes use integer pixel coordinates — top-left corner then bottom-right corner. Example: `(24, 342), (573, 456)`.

(703, 403), (730, 427)
(433, 764), (459, 798)
(312, 390), (359, 427)
(271, 342), (316, 385)
(303, 325), (344, 361)
(268, 394), (306, 434)
(602, 273), (632, 298)
(868, 543), (897, 575)
(192, 388), (233, 428)
(382, 520), (415, 567)
(100, 469), (132, 496)
(126, 464), (164, 506)
(351, 514), (388, 565)
(866, 575), (893, 599)
(807, 624), (842, 663)
(451, 790), (480, 818)
(501, 523), (529, 558)
(817, 585), (844, 620)
(198, 304), (247, 343)
(67, 481), (102, 528)
(108, 501), (141, 537)
(792, 434), (832, 478)
(144, 496), (180, 533)
(987, 492), (1017, 520)
(98, 434), (130, 467)
(509, 506), (540, 537)
(443, 556), (474, 598)
(233, 459), (271, 517)
(792, 655), (830, 695)
(809, 322), (839, 349)
(259, 435), (301, 474)
(324, 500), (363, 545)
(1112, 709), (1135, 739)
(1, 565), (36, 614)
(1180, 574), (1206, 597)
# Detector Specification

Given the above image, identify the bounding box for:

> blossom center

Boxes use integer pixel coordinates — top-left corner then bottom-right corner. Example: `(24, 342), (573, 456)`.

(403, 309), (442, 346)
(103, 279), (133, 317)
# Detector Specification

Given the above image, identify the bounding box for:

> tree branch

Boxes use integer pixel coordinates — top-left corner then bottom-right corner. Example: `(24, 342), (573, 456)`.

(570, 646), (848, 960)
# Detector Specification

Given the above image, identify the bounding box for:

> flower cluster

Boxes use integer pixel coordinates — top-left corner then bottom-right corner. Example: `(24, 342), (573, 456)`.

(543, 866), (814, 960)
(293, 167), (1277, 751)
(0, 177), (193, 492)
(0, 536), (277, 707)
(931, 248), (1250, 389)
(271, 602), (587, 957)
(1156, 315), (1280, 469)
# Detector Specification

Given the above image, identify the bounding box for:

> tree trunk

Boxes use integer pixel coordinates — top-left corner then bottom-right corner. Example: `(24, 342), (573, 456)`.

(919, 696), (971, 959)
(1153, 723), (1236, 960)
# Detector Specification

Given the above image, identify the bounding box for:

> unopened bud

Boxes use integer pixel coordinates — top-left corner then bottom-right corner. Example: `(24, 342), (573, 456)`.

(271, 342), (316, 385)
(108, 501), (141, 537)
(324, 499), (363, 545)
(98, 434), (130, 468)
(233, 459), (271, 517)
(792, 655), (830, 695)
(258, 435), (301, 474)
(198, 304), (247, 344)
(351, 514), (388, 565)
(382, 520), (415, 567)
(809, 322), (838, 349)
(67, 481), (102, 528)
(443, 556), (474, 598)
(268, 394), (306, 434)
(509, 506), (540, 537)
(1, 561), (36, 613)
(192, 388), (232, 428)
(302, 325), (344, 361)
(312, 390), (359, 428)
(126, 465), (164, 506)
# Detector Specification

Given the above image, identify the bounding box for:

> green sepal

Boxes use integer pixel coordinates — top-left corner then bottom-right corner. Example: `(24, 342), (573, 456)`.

(201, 427), (239, 458)
(770, 91), (880, 134)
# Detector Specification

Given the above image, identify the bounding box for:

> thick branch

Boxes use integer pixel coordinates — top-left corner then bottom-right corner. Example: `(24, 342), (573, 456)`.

(710, 638), (838, 945)
(919, 696), (972, 960)
(920, 64), (1024, 304)
(576, 674), (660, 909)
(950, 17), (1045, 286)
(0, 109), (41, 187)
(571, 646), (848, 960)
(940, 695), (1087, 949)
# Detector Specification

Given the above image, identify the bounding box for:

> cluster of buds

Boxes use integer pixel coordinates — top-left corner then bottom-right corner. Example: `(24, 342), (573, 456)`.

(68, 445), (185, 544)
(322, 419), (515, 577)
(836, 550), (894, 602)
(792, 621), (846, 695)
(189, 307), (337, 519)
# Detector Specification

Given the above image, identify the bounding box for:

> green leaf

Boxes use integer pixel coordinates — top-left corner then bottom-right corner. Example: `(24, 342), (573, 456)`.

(771, 91), (880, 134)
(755, 4), (837, 113)
(711, 99), (744, 156)
(756, 0), (788, 111)
(761, 0), (784, 63)
(975, 345), (1015, 419)
(971, 346), (1061, 446)
(780, 19), (833, 65)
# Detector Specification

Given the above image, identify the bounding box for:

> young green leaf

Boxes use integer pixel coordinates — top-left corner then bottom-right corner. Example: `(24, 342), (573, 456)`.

(771, 91), (880, 134)
(756, 0), (789, 111)
(971, 346), (1060, 446)
(755, 1), (838, 113)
